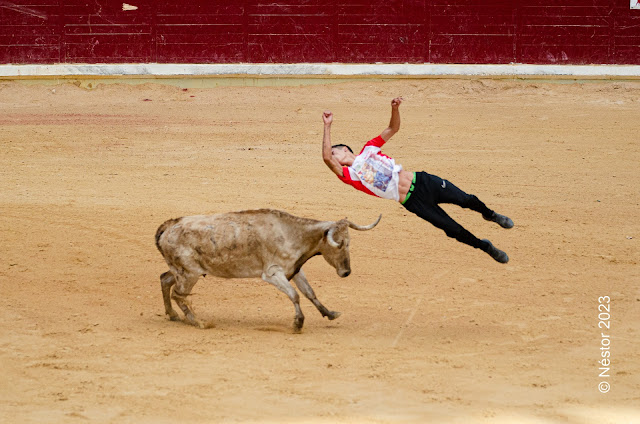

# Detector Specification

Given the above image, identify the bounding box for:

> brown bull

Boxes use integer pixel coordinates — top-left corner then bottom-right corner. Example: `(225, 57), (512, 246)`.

(155, 209), (381, 331)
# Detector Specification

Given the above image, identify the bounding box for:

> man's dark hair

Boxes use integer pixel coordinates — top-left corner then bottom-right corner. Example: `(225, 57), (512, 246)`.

(331, 144), (353, 153)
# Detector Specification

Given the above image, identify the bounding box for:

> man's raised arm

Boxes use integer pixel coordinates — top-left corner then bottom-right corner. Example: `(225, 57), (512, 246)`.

(380, 97), (403, 142)
(322, 110), (343, 177)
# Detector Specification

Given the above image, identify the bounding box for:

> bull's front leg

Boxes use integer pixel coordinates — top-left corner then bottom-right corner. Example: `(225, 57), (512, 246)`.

(262, 266), (305, 332)
(292, 270), (341, 321)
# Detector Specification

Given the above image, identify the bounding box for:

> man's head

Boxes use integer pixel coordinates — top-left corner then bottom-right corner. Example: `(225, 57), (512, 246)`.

(331, 144), (353, 154)
(331, 144), (354, 165)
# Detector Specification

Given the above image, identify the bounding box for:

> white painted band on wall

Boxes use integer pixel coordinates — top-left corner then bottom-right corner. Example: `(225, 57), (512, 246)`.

(1, 63), (639, 78)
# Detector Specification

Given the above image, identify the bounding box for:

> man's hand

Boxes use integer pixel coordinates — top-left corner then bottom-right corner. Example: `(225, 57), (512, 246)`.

(323, 110), (333, 125)
(322, 110), (343, 177)
(381, 97), (402, 142)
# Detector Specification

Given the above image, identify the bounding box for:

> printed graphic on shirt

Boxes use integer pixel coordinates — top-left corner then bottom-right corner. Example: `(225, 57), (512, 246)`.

(352, 150), (393, 192)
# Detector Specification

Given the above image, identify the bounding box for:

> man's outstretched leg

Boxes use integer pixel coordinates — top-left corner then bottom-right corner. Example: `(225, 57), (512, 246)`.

(425, 173), (514, 229)
(403, 177), (509, 263)
(430, 206), (509, 264)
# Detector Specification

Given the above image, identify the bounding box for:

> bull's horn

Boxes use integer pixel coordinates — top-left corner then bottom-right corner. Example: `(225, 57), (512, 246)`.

(326, 226), (340, 248)
(346, 214), (382, 231)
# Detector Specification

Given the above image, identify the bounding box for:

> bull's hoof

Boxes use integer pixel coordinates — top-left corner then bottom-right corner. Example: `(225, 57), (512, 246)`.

(166, 311), (180, 321)
(326, 311), (342, 320)
(293, 316), (304, 333)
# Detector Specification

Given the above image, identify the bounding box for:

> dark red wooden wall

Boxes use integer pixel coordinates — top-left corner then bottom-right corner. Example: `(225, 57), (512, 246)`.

(2, 0), (640, 65)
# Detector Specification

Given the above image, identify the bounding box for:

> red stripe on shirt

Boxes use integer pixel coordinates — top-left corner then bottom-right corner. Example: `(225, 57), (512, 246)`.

(359, 135), (386, 153)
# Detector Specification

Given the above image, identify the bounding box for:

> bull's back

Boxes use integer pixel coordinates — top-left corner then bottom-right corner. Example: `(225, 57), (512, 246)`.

(157, 212), (278, 278)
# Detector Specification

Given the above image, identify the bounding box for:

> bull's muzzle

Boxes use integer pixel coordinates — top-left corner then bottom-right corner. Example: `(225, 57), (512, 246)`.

(338, 269), (351, 278)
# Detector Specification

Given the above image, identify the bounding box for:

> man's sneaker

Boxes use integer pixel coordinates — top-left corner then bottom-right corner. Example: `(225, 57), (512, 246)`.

(483, 212), (514, 229)
(482, 239), (509, 263)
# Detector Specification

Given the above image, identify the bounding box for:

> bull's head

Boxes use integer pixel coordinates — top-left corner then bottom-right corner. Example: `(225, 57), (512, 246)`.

(321, 214), (382, 278)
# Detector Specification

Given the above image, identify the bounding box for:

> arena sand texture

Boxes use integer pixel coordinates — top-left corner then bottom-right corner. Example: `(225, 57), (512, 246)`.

(0, 78), (638, 423)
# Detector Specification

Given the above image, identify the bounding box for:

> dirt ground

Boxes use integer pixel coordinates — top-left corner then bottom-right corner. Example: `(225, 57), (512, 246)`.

(0, 77), (638, 423)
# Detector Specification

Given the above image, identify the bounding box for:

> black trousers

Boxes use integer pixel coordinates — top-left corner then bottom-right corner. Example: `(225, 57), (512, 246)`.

(402, 172), (493, 251)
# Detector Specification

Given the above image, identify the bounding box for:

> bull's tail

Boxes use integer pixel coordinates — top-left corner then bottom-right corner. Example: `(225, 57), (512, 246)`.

(155, 218), (181, 254)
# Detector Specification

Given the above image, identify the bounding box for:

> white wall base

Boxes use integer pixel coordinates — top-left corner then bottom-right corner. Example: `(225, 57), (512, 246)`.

(1, 63), (639, 78)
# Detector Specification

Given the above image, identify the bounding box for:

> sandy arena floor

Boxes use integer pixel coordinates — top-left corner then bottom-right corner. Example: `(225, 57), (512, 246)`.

(0, 78), (639, 423)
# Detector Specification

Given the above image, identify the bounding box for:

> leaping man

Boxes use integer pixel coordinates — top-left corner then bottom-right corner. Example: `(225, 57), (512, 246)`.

(321, 97), (513, 263)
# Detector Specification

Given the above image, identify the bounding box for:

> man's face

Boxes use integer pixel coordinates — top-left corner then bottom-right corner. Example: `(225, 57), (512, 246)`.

(331, 146), (350, 165)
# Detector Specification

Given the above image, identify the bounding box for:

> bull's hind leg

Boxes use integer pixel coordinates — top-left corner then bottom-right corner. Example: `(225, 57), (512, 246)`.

(171, 272), (211, 329)
(262, 267), (305, 332)
(160, 271), (180, 321)
(293, 270), (341, 321)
